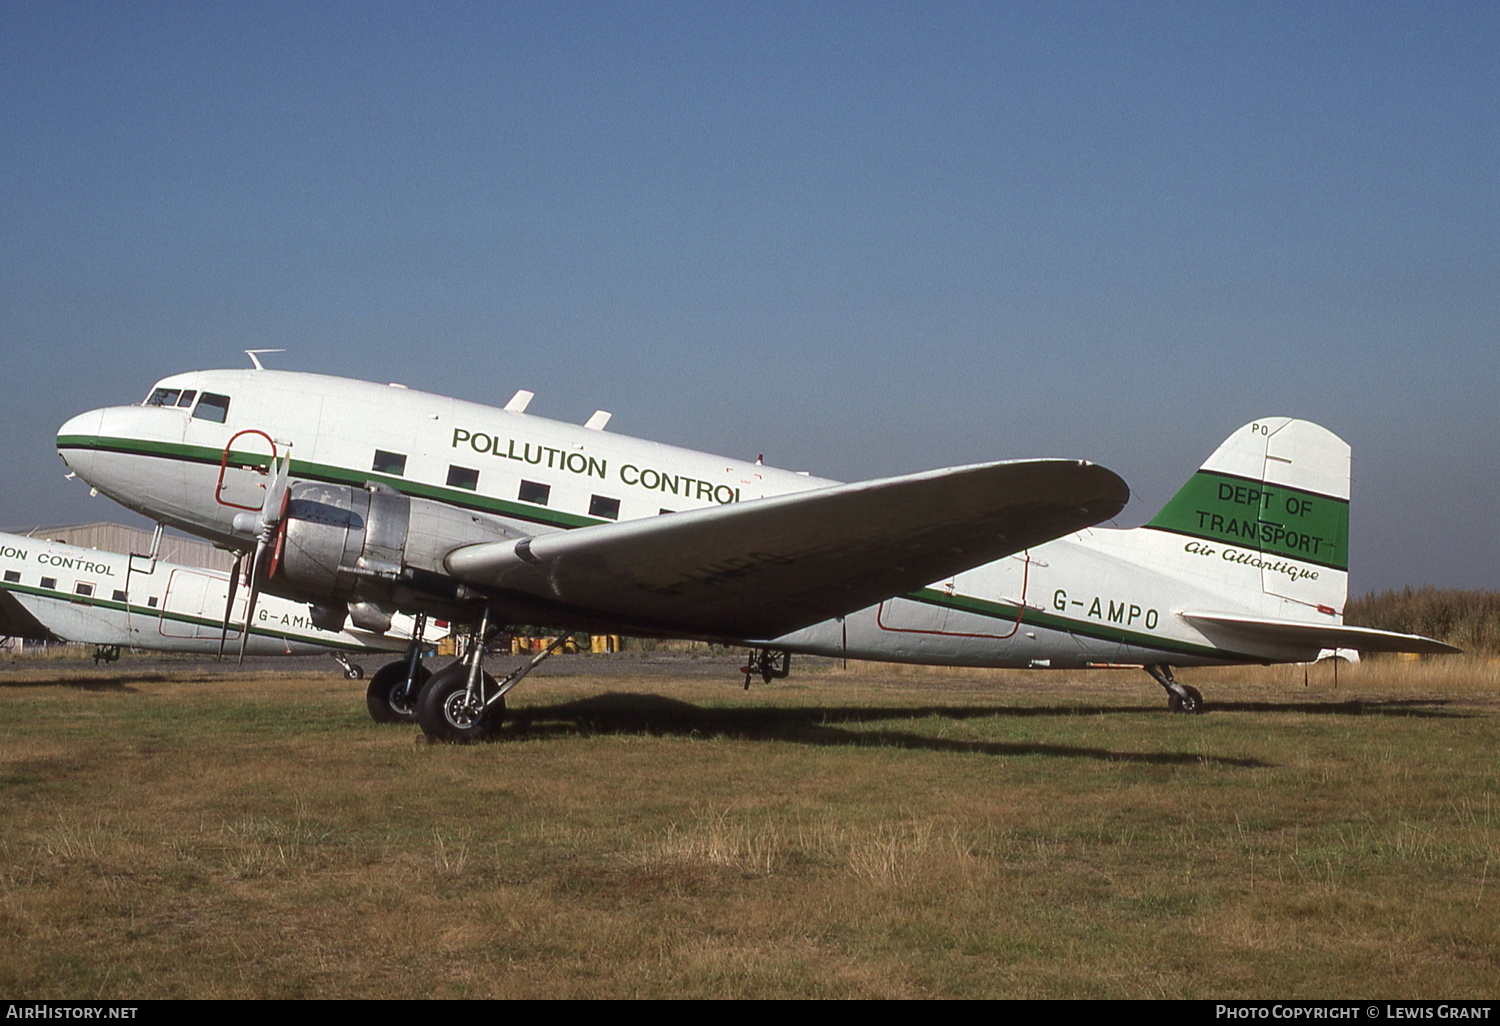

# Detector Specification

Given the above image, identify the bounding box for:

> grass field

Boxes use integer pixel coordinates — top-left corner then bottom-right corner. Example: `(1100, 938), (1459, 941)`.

(1, 653), (1496, 999)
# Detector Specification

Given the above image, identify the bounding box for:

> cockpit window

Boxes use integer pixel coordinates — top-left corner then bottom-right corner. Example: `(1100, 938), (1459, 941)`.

(146, 388), (182, 407)
(193, 393), (231, 424)
(145, 388), (200, 409)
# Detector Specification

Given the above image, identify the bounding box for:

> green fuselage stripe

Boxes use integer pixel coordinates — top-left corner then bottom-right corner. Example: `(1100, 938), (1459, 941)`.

(57, 435), (606, 530)
(1144, 470), (1348, 571)
(899, 588), (1257, 661)
(58, 435), (1260, 660)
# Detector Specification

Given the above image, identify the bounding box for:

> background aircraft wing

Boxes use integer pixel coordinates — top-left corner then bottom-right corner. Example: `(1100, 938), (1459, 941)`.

(444, 459), (1129, 639)
(1180, 612), (1461, 656)
(0, 589), (62, 642)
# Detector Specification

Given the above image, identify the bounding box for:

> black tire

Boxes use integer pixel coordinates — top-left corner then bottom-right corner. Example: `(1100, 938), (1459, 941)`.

(366, 660), (431, 724)
(1168, 684), (1206, 714)
(415, 663), (505, 742)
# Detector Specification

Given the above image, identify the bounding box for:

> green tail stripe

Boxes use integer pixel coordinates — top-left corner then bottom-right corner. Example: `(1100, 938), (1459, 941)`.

(1146, 470), (1348, 570)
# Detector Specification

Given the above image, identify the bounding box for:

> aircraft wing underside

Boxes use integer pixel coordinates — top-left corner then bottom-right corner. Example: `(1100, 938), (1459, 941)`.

(444, 459), (1130, 640)
(0, 589), (60, 642)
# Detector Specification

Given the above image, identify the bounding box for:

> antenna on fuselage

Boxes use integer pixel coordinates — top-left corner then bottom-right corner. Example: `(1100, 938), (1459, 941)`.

(245, 349), (285, 370)
(504, 390), (534, 413)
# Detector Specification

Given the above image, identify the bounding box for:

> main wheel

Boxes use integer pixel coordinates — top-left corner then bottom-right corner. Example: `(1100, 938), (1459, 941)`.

(366, 661), (431, 723)
(415, 663), (505, 742)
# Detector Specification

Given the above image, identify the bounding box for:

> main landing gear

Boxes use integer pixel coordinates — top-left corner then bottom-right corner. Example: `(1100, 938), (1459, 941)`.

(365, 613), (431, 723)
(1145, 663), (1205, 714)
(412, 610), (572, 742)
(741, 647), (791, 690)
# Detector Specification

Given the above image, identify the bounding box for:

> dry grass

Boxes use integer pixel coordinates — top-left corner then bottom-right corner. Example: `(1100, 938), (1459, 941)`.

(1347, 588), (1500, 654)
(0, 654), (1496, 998)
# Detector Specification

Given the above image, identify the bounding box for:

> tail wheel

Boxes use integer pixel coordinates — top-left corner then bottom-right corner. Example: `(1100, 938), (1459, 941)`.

(366, 661), (431, 723)
(416, 663), (505, 742)
(1168, 684), (1206, 714)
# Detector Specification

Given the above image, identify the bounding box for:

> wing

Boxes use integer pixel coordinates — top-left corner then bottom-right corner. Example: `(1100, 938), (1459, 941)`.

(0, 589), (61, 641)
(1180, 612), (1461, 657)
(444, 459), (1129, 639)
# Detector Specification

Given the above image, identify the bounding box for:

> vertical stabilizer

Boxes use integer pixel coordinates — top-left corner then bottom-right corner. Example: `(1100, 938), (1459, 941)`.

(1145, 419), (1350, 615)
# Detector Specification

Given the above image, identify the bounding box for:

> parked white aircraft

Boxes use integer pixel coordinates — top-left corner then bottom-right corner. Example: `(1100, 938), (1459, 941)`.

(0, 528), (448, 719)
(55, 362), (1453, 739)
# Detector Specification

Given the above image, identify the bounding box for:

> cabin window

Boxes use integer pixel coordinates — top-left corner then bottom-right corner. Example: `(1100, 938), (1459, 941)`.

(193, 392), (231, 424)
(74, 583), (94, 597)
(112, 590), (126, 602)
(41, 577), (56, 590)
(518, 480), (550, 506)
(589, 495), (621, 521)
(659, 509), (676, 516)
(147, 596), (158, 607)
(3, 570), (19, 583)
(447, 465), (479, 491)
(373, 450), (407, 476)
(176, 390), (197, 408)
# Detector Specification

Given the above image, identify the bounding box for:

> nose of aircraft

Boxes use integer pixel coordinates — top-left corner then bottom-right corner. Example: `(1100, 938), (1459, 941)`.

(56, 408), (104, 477)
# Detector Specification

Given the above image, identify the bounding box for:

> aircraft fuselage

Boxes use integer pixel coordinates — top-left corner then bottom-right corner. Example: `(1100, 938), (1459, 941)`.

(57, 372), (1366, 669)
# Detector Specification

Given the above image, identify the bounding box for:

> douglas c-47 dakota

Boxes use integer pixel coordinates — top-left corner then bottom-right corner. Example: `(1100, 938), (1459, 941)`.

(55, 359), (1455, 740)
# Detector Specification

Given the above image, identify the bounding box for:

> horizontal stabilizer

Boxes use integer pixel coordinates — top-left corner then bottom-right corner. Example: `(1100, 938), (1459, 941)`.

(1180, 611), (1460, 656)
(446, 459), (1129, 640)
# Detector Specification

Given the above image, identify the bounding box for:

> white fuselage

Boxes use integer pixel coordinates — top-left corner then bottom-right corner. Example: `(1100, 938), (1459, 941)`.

(58, 370), (1342, 668)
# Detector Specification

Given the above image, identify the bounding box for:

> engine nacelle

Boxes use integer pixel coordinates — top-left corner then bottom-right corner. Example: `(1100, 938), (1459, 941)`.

(271, 481), (520, 619)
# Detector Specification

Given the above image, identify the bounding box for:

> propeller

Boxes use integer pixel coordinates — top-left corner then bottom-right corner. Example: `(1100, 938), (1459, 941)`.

(230, 446), (293, 665)
(216, 552), (243, 661)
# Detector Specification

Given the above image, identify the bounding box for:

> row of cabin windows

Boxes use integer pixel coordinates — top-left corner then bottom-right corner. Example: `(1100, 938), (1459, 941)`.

(146, 387), (232, 425)
(371, 450), (626, 520)
(3, 570), (138, 606)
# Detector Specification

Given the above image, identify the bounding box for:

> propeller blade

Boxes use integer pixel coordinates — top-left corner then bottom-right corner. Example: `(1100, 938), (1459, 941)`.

(218, 553), (243, 661)
(263, 448), (292, 525)
(237, 444), (293, 666)
(237, 538), (270, 666)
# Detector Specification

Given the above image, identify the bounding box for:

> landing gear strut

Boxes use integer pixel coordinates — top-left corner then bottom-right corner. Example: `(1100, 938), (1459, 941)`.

(741, 648), (791, 690)
(366, 612), (430, 723)
(414, 610), (572, 742)
(1145, 664), (1205, 714)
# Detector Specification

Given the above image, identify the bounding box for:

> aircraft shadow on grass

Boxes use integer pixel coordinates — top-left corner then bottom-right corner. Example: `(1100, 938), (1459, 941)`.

(494, 692), (1277, 766)
(0, 673), (170, 693)
(482, 692), (1472, 767)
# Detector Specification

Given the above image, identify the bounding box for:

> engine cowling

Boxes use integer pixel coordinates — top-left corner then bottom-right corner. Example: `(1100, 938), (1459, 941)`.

(270, 481), (520, 626)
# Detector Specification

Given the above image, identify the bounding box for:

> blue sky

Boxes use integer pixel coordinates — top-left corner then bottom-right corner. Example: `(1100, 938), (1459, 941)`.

(3, 1), (1496, 593)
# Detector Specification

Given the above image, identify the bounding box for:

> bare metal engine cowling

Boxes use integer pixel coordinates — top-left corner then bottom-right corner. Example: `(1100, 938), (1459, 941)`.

(271, 481), (519, 629)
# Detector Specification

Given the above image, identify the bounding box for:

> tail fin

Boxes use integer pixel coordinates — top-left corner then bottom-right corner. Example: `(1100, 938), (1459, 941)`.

(1145, 419), (1350, 615)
